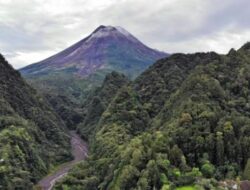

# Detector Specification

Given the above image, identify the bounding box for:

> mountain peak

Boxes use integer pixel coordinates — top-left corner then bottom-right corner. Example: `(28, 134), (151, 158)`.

(93, 25), (129, 33)
(88, 25), (135, 42)
(93, 25), (116, 33)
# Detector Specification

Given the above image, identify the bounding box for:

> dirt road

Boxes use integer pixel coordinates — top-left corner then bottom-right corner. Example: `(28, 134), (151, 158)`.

(37, 131), (88, 190)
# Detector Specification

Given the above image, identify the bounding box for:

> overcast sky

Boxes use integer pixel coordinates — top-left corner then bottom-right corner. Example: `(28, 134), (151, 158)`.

(0, 0), (250, 68)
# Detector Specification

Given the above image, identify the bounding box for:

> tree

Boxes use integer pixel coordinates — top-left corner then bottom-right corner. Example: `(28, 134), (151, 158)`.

(216, 132), (224, 165)
(201, 162), (215, 178)
(169, 145), (183, 167)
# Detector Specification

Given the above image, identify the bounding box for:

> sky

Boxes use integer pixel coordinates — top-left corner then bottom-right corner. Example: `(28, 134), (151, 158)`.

(0, 0), (250, 69)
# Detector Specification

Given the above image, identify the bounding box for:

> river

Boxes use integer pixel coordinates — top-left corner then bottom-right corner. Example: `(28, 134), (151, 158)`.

(37, 131), (88, 190)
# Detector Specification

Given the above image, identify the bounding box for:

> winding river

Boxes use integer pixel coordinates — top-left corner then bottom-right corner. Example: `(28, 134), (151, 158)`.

(38, 131), (88, 190)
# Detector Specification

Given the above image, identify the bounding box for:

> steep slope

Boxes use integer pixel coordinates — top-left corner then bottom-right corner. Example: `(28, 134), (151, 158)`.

(0, 54), (71, 189)
(77, 71), (129, 140)
(44, 93), (84, 129)
(19, 25), (168, 103)
(55, 42), (250, 190)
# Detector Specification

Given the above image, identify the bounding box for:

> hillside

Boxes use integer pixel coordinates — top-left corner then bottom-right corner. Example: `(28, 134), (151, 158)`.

(55, 42), (250, 189)
(0, 54), (71, 189)
(77, 71), (129, 140)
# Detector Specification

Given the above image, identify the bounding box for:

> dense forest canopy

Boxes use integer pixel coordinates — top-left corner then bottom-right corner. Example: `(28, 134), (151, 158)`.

(54, 42), (250, 189)
(0, 54), (71, 189)
(2, 42), (250, 189)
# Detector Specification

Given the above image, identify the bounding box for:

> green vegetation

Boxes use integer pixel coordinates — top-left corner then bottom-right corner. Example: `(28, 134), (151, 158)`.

(24, 72), (97, 130)
(4, 41), (250, 189)
(25, 72), (101, 104)
(0, 54), (71, 189)
(45, 93), (84, 129)
(77, 71), (129, 140)
(54, 43), (250, 190)
(176, 186), (196, 190)
(24, 70), (124, 131)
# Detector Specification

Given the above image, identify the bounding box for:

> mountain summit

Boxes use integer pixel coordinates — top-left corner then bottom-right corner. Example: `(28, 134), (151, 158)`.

(20, 25), (167, 78)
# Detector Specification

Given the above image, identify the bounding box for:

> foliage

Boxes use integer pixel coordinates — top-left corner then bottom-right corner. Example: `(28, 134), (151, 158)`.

(0, 54), (71, 189)
(56, 43), (250, 189)
(175, 186), (196, 190)
(45, 93), (84, 129)
(77, 71), (129, 140)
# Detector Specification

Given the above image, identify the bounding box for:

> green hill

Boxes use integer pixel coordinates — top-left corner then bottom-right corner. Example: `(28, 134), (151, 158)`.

(77, 71), (129, 140)
(55, 42), (250, 189)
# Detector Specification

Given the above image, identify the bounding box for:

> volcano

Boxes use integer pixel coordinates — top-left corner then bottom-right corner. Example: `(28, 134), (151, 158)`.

(20, 25), (168, 79)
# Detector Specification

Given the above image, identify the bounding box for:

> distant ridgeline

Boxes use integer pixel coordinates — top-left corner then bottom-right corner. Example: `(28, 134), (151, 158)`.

(0, 54), (71, 189)
(54, 42), (250, 189)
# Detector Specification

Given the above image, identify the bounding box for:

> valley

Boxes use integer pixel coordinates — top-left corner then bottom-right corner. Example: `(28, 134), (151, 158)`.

(1, 19), (250, 190)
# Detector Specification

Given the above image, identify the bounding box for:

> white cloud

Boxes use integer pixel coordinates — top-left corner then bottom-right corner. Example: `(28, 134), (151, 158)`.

(0, 0), (250, 68)
(3, 50), (59, 68)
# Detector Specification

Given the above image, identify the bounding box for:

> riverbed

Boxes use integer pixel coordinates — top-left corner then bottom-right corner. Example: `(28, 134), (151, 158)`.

(37, 131), (88, 190)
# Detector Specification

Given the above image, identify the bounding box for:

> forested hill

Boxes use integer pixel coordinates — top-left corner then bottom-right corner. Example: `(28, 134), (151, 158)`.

(77, 71), (129, 140)
(0, 54), (71, 189)
(55, 42), (250, 189)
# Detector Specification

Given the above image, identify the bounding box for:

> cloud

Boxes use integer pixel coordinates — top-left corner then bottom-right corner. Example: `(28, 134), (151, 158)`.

(0, 0), (250, 68)
(4, 50), (58, 68)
